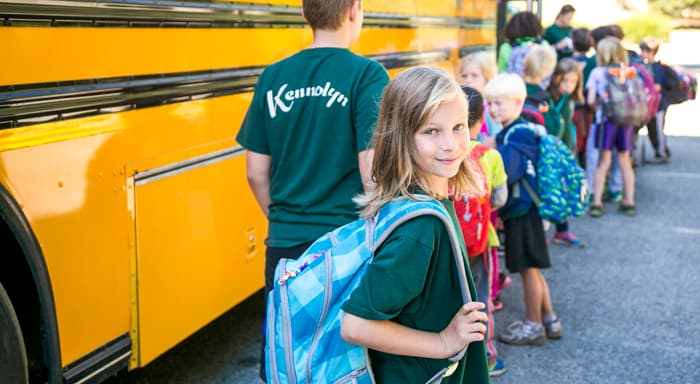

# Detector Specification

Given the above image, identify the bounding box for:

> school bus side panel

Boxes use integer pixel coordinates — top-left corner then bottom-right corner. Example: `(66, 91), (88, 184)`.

(132, 142), (266, 365)
(0, 130), (131, 366)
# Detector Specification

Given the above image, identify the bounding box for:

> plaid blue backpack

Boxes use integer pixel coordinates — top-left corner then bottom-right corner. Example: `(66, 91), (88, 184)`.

(265, 198), (473, 384)
(505, 123), (588, 223)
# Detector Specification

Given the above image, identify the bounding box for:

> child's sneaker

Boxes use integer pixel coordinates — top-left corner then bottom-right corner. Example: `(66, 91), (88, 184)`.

(602, 190), (623, 203)
(498, 272), (512, 290)
(619, 203), (637, 216)
(589, 205), (603, 218)
(498, 320), (546, 345)
(492, 298), (504, 312)
(488, 357), (507, 377)
(544, 318), (563, 339)
(553, 231), (585, 248)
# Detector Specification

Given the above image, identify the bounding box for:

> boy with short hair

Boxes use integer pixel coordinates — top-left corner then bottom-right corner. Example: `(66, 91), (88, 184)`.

(236, 0), (390, 380)
(484, 73), (563, 345)
(522, 44), (558, 133)
(640, 37), (670, 163)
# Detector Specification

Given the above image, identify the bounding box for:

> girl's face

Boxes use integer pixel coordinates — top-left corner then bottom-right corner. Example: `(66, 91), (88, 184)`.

(414, 96), (470, 195)
(558, 72), (579, 95)
(487, 95), (523, 126)
(458, 63), (487, 92)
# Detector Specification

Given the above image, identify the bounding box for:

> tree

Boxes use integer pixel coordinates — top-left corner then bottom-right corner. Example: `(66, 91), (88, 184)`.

(649, 0), (700, 19)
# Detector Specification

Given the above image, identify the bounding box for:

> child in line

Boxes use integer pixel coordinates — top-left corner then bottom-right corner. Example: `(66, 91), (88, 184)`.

(522, 46), (585, 247)
(459, 86), (508, 376)
(458, 51), (502, 142)
(457, 52), (511, 310)
(571, 27), (593, 167)
(485, 73), (563, 345)
(546, 58), (586, 248)
(341, 66), (490, 383)
(639, 37), (670, 163)
(522, 45), (559, 133)
(586, 37), (637, 217)
(584, 26), (624, 204)
(498, 12), (550, 74)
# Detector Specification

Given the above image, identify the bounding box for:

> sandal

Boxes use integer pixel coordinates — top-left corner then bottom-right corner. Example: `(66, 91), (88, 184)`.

(589, 205), (603, 218)
(619, 203), (636, 216)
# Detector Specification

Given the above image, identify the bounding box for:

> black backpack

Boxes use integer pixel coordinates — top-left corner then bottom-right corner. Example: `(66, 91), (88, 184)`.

(659, 63), (688, 105)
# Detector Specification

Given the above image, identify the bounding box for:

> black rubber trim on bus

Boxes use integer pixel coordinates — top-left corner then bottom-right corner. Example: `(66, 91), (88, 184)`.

(62, 334), (131, 384)
(0, 47), (465, 129)
(0, 183), (63, 384)
(0, 0), (496, 29)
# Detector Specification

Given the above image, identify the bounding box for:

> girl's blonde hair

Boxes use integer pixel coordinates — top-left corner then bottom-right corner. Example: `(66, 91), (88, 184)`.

(356, 66), (482, 217)
(596, 36), (628, 66)
(483, 73), (527, 102)
(458, 51), (497, 82)
(547, 58), (583, 103)
(523, 45), (557, 80)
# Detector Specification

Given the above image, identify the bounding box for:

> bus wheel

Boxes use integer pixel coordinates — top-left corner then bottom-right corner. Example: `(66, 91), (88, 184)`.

(0, 281), (28, 384)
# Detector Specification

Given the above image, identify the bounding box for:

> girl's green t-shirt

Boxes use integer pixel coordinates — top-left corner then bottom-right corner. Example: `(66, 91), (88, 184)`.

(342, 198), (490, 384)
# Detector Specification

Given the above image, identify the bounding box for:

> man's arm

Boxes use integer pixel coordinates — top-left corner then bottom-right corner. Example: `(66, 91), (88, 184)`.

(245, 150), (272, 216)
(358, 149), (374, 192)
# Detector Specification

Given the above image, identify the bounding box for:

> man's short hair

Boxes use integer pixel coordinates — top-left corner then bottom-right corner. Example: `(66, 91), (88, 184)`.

(303, 0), (356, 31)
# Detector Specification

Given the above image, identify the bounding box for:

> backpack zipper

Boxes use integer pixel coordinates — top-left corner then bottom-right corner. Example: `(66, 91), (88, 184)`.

(279, 259), (297, 384)
(306, 250), (334, 383)
(268, 295), (280, 384)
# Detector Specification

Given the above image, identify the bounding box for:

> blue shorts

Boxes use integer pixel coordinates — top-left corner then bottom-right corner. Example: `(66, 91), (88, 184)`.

(595, 121), (634, 152)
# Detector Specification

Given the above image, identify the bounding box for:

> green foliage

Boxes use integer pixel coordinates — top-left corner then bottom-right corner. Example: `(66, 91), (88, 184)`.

(649, 0), (700, 17)
(618, 13), (673, 43)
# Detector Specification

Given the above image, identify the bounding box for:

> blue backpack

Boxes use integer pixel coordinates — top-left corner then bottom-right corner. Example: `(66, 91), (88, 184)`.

(265, 198), (473, 384)
(505, 123), (588, 223)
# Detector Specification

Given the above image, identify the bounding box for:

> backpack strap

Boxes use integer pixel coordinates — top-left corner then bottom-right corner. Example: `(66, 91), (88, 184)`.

(553, 94), (568, 114)
(518, 178), (541, 207)
(373, 198), (473, 304)
(503, 122), (543, 145)
(373, 198), (473, 376)
(469, 143), (490, 160)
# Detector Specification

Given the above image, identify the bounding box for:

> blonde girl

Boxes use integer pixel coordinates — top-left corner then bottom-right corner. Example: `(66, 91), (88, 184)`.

(585, 36), (637, 217)
(457, 51), (502, 145)
(341, 66), (490, 384)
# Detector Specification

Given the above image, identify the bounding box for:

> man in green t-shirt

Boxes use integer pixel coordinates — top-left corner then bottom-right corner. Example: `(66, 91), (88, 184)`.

(235, 0), (389, 380)
(543, 4), (575, 60)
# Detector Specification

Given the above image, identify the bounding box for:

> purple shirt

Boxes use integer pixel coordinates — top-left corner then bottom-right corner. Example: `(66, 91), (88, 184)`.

(585, 67), (609, 99)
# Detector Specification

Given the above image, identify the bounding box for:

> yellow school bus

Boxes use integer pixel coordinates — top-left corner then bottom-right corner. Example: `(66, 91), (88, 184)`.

(0, 0), (497, 382)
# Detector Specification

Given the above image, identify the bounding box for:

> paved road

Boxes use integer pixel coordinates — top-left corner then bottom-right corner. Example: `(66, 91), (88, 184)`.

(106, 101), (700, 384)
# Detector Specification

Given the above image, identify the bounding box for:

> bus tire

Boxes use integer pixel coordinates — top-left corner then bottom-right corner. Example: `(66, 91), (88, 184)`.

(0, 281), (28, 384)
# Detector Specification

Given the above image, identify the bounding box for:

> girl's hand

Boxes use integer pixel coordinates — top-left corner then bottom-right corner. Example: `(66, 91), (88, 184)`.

(439, 302), (487, 357)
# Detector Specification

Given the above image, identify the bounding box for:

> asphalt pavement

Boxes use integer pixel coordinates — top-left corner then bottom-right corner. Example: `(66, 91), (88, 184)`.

(106, 102), (700, 384)
(493, 133), (700, 383)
